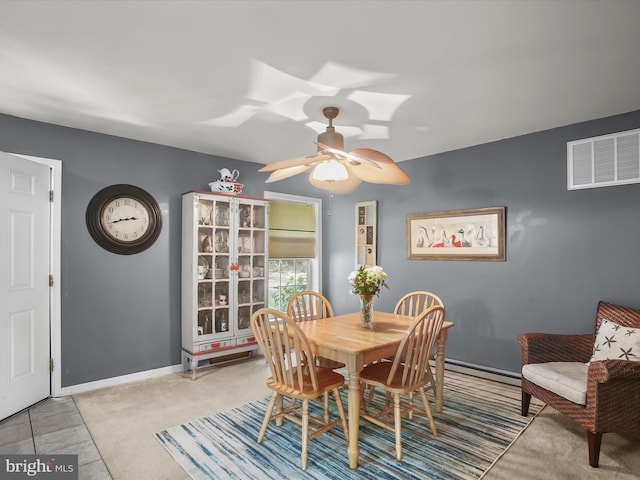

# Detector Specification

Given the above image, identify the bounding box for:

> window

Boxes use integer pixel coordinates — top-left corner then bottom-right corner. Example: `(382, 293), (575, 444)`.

(264, 192), (322, 311)
(268, 259), (309, 311)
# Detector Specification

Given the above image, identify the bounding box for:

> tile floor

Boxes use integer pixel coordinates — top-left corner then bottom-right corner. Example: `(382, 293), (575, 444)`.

(0, 396), (112, 480)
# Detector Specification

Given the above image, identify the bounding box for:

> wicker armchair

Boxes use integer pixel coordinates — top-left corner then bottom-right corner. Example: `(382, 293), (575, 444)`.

(518, 301), (640, 467)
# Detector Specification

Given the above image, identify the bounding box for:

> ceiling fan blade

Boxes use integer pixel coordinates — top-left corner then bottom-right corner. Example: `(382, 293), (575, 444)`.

(314, 142), (381, 168)
(348, 148), (410, 185)
(308, 161), (362, 194)
(258, 153), (332, 173)
(342, 150), (382, 168)
(314, 142), (345, 157)
(264, 164), (312, 183)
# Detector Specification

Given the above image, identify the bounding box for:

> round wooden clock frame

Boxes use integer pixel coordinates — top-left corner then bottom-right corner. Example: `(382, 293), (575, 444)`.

(86, 184), (162, 255)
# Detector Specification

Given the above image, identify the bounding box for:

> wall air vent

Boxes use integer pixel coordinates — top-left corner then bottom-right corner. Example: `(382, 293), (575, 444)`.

(567, 128), (640, 190)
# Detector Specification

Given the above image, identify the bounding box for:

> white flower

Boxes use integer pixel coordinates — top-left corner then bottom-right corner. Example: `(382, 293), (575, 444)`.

(348, 265), (390, 297)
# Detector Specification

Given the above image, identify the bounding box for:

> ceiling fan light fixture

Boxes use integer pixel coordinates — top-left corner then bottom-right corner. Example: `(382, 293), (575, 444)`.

(312, 160), (349, 181)
(259, 106), (410, 193)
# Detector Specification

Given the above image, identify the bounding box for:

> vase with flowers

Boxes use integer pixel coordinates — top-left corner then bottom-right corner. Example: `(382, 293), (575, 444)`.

(348, 265), (389, 329)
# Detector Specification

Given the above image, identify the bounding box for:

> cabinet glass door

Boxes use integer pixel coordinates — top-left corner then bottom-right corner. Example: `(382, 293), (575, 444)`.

(196, 196), (232, 340)
(191, 194), (268, 343)
(236, 201), (267, 335)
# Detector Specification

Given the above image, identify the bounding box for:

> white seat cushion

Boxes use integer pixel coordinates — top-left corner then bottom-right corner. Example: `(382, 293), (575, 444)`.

(522, 362), (589, 405)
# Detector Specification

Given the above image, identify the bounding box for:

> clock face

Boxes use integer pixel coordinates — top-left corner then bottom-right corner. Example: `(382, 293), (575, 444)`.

(100, 196), (151, 242)
(86, 184), (162, 255)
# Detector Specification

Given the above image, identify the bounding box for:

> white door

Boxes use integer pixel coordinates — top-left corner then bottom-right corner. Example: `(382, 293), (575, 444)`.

(0, 152), (51, 420)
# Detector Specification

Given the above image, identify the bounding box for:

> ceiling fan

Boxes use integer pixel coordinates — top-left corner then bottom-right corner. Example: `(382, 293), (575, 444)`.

(258, 107), (410, 194)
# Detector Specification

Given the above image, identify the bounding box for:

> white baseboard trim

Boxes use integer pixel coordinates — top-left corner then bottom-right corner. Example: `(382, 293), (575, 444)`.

(57, 358), (522, 397)
(58, 364), (183, 396)
(444, 359), (521, 387)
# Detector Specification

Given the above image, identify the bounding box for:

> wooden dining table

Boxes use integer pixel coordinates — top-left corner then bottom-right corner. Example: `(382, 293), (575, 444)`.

(297, 311), (454, 469)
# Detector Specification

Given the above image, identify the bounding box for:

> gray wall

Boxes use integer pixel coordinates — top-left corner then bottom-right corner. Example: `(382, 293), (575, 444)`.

(267, 110), (640, 375)
(0, 114), (266, 386)
(1, 110), (639, 386)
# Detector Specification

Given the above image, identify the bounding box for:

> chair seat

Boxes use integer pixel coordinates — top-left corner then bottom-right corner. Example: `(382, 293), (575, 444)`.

(522, 362), (588, 405)
(361, 357), (423, 393)
(267, 367), (346, 399)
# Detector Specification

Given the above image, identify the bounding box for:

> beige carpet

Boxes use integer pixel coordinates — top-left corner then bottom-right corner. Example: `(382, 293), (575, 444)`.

(483, 406), (640, 480)
(74, 356), (271, 480)
(73, 356), (639, 480)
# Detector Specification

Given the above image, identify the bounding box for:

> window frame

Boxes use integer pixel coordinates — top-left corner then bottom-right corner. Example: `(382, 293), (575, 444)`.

(264, 191), (322, 300)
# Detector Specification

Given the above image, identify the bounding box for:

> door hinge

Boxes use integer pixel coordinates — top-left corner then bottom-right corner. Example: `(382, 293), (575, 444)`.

(49, 359), (54, 372)
(49, 275), (54, 287)
(50, 190), (54, 202)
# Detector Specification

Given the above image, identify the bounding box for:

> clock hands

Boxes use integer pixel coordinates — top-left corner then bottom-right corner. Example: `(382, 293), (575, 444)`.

(108, 216), (139, 224)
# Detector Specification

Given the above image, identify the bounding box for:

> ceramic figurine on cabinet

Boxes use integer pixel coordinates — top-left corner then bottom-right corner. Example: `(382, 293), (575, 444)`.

(218, 168), (239, 182)
(201, 234), (212, 253)
(209, 168), (244, 194)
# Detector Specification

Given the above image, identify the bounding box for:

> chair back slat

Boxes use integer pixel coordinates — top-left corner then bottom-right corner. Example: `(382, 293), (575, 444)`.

(288, 291), (334, 322)
(388, 305), (445, 388)
(395, 291), (443, 317)
(251, 308), (319, 392)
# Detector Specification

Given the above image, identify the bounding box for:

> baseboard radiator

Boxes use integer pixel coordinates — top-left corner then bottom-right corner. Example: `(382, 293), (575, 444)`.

(442, 359), (521, 387)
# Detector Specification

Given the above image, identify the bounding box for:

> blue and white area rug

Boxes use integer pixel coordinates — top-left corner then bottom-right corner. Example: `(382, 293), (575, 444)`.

(155, 371), (542, 480)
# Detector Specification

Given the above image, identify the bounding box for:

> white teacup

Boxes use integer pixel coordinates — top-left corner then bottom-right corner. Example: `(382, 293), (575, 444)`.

(197, 265), (208, 279)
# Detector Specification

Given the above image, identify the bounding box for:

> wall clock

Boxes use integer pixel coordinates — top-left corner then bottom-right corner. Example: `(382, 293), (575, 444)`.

(86, 184), (162, 255)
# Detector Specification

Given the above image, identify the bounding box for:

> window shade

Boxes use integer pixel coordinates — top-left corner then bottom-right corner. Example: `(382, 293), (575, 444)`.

(269, 200), (315, 258)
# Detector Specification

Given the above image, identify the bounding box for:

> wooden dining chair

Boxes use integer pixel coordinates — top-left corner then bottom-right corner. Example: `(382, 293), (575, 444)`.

(395, 291), (444, 389)
(367, 291), (444, 402)
(250, 308), (349, 470)
(359, 305), (445, 460)
(394, 291), (444, 317)
(287, 291), (344, 370)
(287, 290), (335, 321)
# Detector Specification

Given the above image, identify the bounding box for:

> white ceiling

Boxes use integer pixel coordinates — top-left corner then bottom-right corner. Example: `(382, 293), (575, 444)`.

(1, 1), (639, 165)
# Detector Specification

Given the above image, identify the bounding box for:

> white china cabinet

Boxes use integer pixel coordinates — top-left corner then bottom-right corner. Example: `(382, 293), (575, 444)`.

(181, 191), (269, 378)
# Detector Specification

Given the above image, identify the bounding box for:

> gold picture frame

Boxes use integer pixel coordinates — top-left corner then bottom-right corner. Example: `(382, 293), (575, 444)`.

(407, 207), (505, 261)
(355, 201), (377, 266)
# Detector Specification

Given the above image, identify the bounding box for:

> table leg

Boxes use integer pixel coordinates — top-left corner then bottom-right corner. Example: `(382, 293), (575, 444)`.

(434, 329), (448, 413)
(347, 368), (361, 469)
